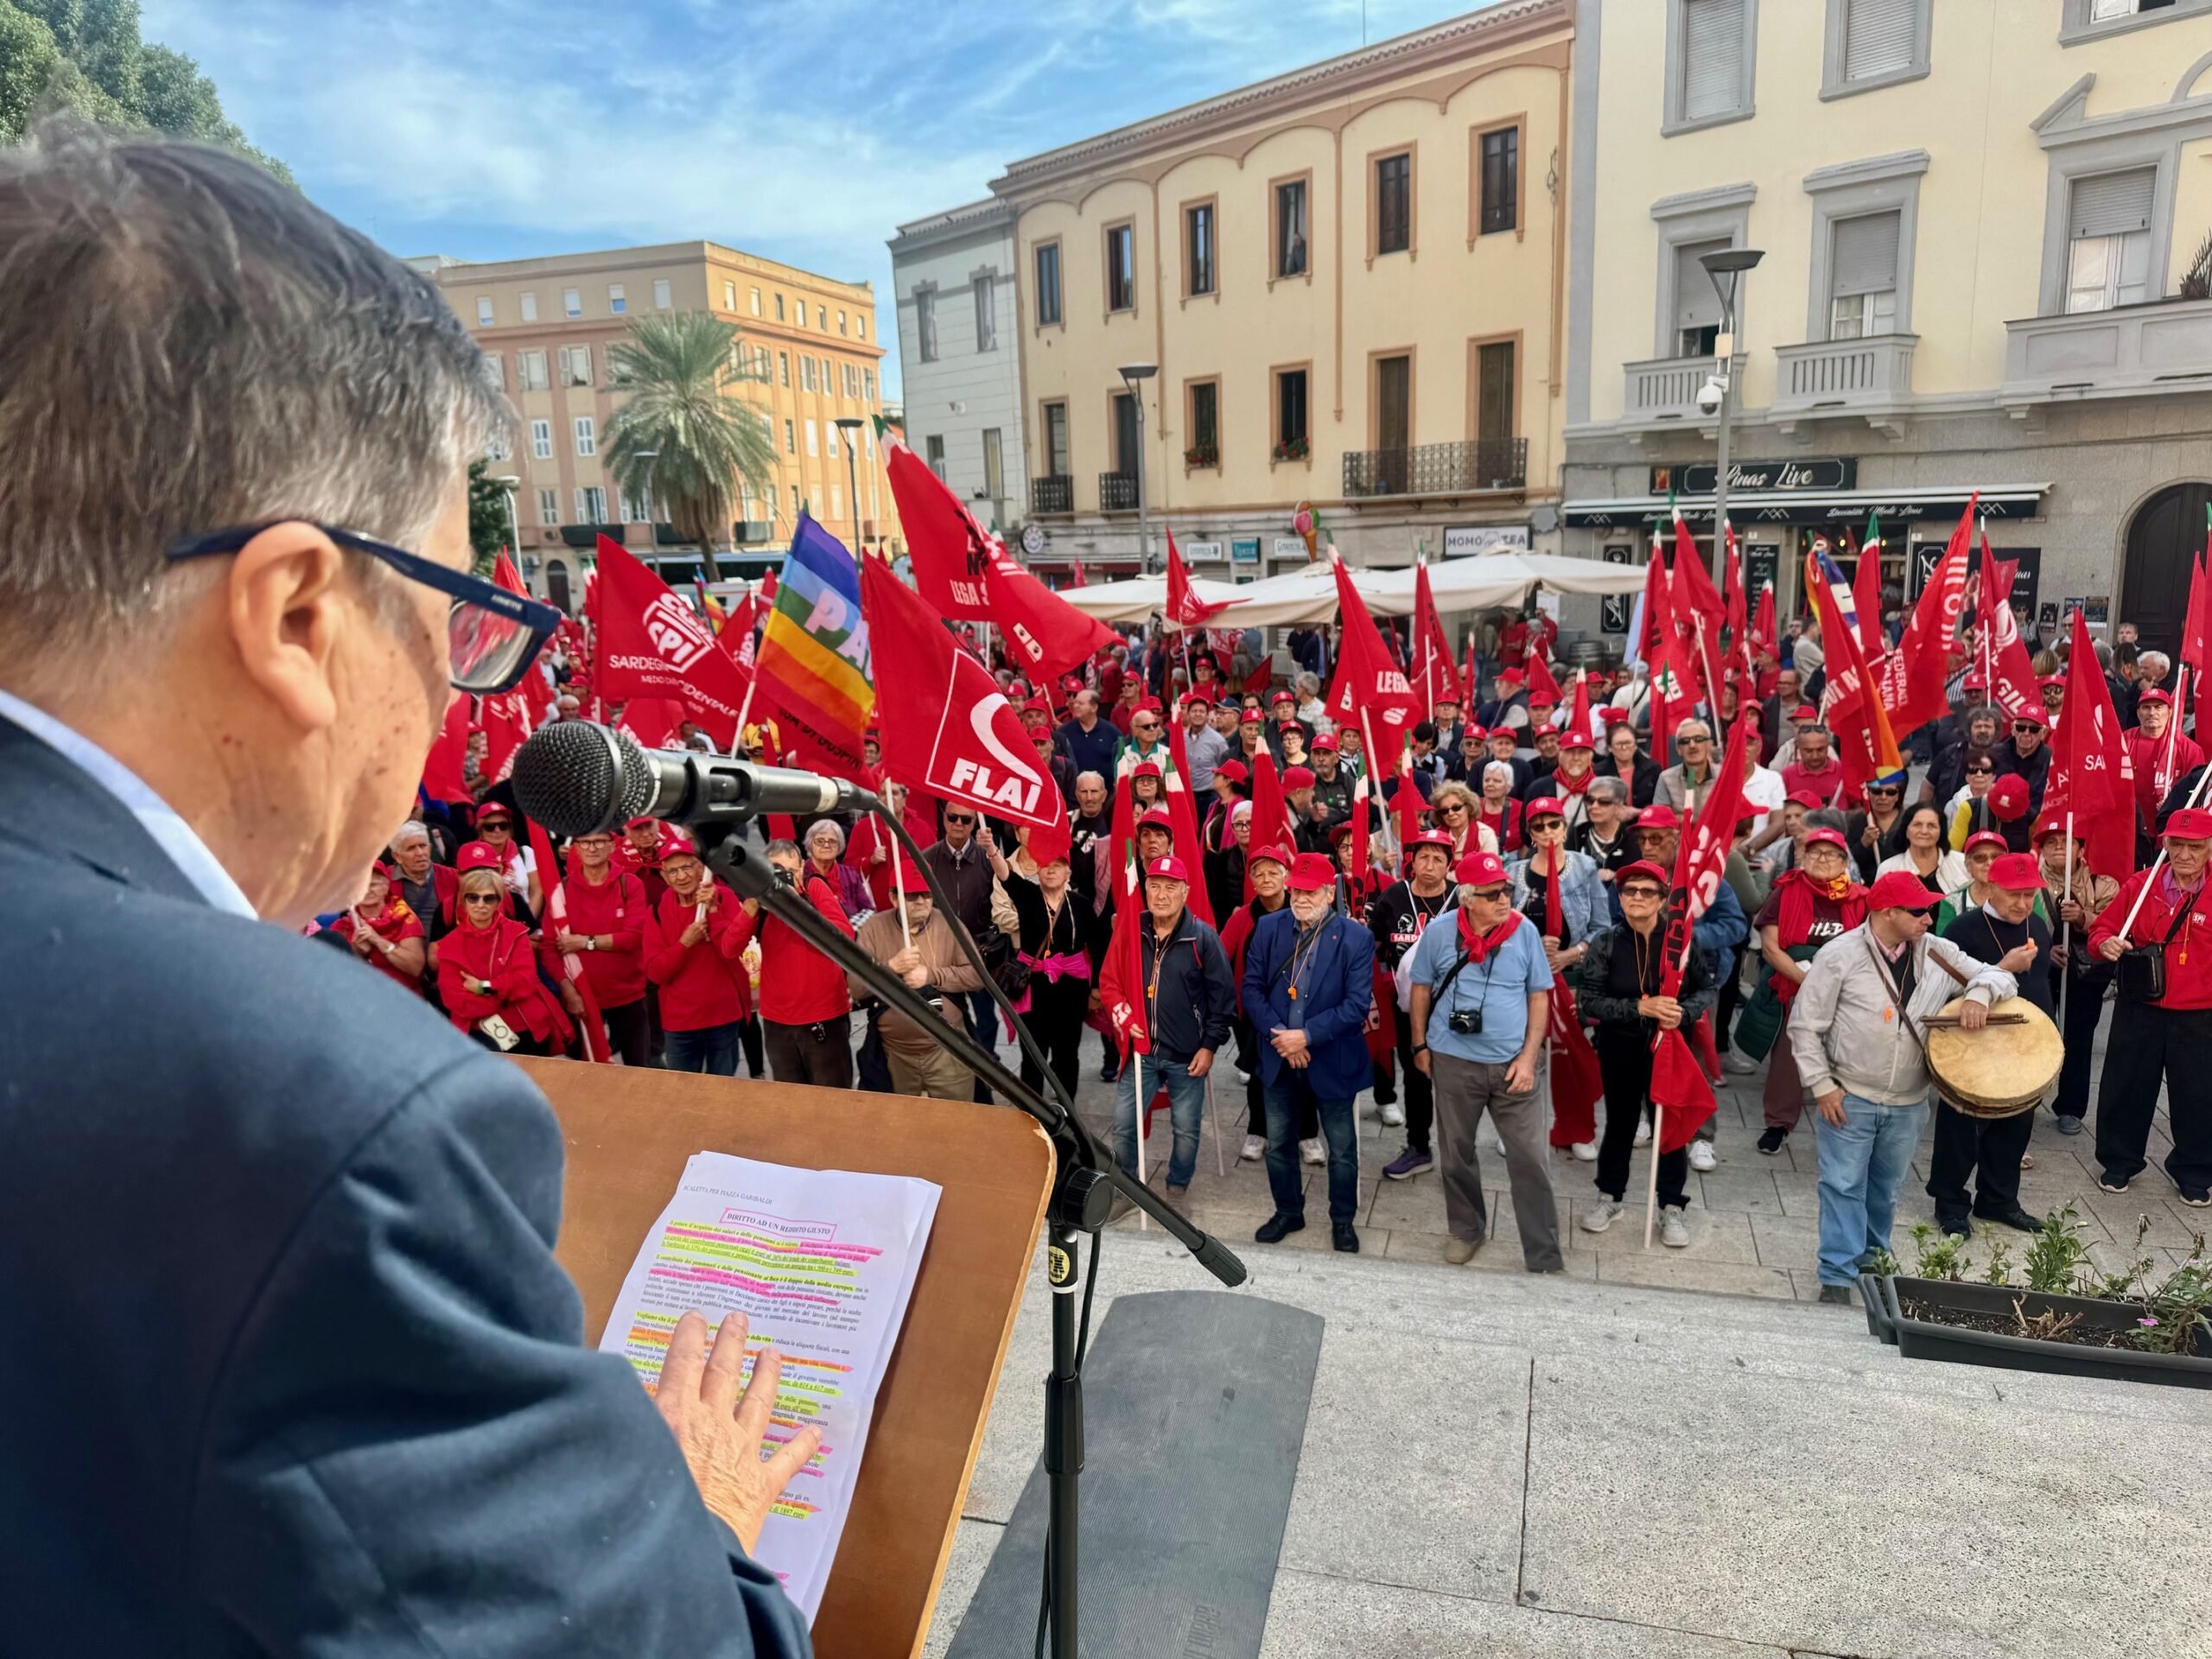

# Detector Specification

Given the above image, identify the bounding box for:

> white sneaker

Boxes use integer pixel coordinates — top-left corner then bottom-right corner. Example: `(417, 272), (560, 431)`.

(1721, 1050), (1760, 1076)
(1688, 1139), (1717, 1173)
(1379, 1101), (1406, 1127)
(1581, 1198), (1624, 1234)
(1660, 1208), (1691, 1248)
(1241, 1134), (1265, 1162)
(1633, 1118), (1652, 1148)
(1301, 1137), (1327, 1166)
(1570, 1141), (1599, 1163)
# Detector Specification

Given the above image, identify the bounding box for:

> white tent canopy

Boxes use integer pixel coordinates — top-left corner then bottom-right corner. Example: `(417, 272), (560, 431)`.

(1053, 551), (1649, 628)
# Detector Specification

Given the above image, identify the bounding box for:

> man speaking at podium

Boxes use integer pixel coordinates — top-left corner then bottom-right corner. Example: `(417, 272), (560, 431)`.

(0, 129), (812, 1655)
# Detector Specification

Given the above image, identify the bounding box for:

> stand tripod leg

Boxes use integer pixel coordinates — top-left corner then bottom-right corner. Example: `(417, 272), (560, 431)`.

(1209, 1072), (1226, 1179)
(1043, 1221), (1084, 1659)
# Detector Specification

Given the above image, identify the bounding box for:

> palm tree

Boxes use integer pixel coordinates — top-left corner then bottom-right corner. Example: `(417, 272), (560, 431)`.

(601, 311), (776, 582)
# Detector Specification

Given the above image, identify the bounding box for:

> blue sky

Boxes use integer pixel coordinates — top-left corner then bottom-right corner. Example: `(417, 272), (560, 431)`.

(140, 0), (1486, 397)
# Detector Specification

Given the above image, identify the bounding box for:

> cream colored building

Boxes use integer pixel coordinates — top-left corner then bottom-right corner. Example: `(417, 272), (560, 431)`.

(429, 242), (899, 609)
(988, 0), (1573, 583)
(1563, 0), (2212, 656)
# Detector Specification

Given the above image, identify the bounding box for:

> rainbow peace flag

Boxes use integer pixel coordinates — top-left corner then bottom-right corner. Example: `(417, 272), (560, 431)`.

(755, 513), (874, 779)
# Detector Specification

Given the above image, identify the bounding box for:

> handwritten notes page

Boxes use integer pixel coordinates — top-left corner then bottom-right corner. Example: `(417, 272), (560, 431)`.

(599, 1152), (941, 1623)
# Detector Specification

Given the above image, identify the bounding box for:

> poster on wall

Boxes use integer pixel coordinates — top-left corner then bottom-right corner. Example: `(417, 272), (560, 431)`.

(1600, 544), (1633, 633)
(1231, 537), (1262, 564)
(1745, 543), (1781, 615)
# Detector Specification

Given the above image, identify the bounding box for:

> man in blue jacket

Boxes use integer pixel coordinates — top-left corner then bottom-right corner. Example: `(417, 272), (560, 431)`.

(0, 127), (809, 1656)
(1244, 852), (1377, 1252)
(1116, 856), (1239, 1198)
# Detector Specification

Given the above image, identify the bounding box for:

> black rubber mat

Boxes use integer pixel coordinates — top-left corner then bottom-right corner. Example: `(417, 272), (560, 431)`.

(945, 1289), (1324, 1659)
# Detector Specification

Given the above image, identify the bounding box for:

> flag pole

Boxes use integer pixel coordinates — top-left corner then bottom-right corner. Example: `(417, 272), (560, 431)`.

(1361, 709), (1396, 861)
(888, 827), (914, 953)
(1644, 1084), (1663, 1249)
(2113, 762), (2212, 941)
(1134, 1046), (1149, 1232)
(1979, 516), (1993, 707)
(2058, 811), (2074, 1036)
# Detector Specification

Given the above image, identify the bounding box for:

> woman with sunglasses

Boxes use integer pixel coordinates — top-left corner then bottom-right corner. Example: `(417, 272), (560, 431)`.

(438, 844), (574, 1057)
(1845, 770), (1910, 882)
(1875, 804), (1968, 899)
(1747, 829), (1867, 1154)
(466, 802), (541, 923)
(801, 818), (873, 922)
(1941, 749), (2004, 849)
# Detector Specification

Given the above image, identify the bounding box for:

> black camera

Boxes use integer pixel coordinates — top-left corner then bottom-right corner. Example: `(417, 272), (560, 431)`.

(1447, 1007), (1483, 1036)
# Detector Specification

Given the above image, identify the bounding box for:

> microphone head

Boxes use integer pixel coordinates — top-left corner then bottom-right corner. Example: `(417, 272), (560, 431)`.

(512, 721), (657, 837)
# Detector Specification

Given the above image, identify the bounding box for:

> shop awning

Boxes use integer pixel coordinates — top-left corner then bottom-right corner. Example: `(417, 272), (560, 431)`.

(1051, 551), (1650, 626)
(1562, 482), (2049, 531)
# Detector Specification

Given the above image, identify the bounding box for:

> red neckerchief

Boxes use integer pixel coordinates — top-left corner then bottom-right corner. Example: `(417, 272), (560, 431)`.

(1455, 906), (1522, 963)
(1554, 763), (1595, 796)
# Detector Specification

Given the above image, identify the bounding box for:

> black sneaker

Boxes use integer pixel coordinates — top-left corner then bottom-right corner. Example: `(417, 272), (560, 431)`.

(1816, 1284), (1853, 1306)
(2054, 1114), (2084, 1136)
(1254, 1213), (1305, 1244)
(1332, 1223), (1360, 1253)
(2098, 1171), (2132, 1194)
(1756, 1127), (1789, 1156)
(2180, 1186), (2212, 1209)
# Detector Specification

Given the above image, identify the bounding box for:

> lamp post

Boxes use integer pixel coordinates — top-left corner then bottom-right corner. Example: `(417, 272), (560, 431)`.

(1119, 362), (1157, 571)
(836, 416), (867, 553)
(491, 473), (524, 578)
(1695, 246), (1764, 588)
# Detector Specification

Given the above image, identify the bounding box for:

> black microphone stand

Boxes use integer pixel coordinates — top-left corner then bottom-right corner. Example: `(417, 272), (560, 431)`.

(692, 815), (1245, 1659)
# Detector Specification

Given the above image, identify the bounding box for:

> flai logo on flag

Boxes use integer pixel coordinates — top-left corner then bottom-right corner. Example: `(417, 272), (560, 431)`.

(934, 693), (1046, 814)
(642, 592), (717, 673)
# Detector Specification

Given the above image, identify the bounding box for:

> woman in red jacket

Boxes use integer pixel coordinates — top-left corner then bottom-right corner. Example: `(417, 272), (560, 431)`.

(330, 862), (426, 995)
(728, 838), (857, 1089)
(547, 829), (652, 1066)
(644, 829), (757, 1077)
(438, 846), (574, 1056)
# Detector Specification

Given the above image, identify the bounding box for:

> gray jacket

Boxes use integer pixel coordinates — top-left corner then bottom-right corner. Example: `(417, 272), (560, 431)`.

(1789, 924), (2016, 1107)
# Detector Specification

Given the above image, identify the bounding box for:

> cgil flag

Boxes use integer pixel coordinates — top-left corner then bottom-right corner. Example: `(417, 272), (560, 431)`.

(1806, 539), (1903, 793)
(880, 417), (995, 619)
(1322, 554), (1424, 744)
(753, 515), (874, 779)
(983, 537), (1120, 680)
(2047, 607), (2136, 881)
(592, 535), (750, 748)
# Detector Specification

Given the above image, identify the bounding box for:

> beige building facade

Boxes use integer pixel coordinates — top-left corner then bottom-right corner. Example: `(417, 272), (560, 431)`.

(430, 242), (899, 607)
(1563, 0), (2212, 657)
(990, 0), (1573, 584)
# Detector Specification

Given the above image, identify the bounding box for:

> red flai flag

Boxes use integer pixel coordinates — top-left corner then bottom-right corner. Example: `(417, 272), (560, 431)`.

(1096, 772), (1152, 1058)
(1411, 560), (1460, 716)
(1805, 540), (1902, 793)
(1247, 748), (1288, 900)
(982, 538), (1118, 679)
(1165, 531), (1230, 628)
(1978, 529), (2041, 721)
(1878, 499), (1975, 733)
(859, 553), (1064, 833)
(2047, 607), (2136, 881)
(592, 536), (750, 747)
(1541, 850), (1603, 1148)
(1853, 517), (1887, 661)
(1323, 555), (1423, 743)
(1649, 715), (1752, 1150)
(880, 423), (994, 619)
(1164, 715), (1215, 928)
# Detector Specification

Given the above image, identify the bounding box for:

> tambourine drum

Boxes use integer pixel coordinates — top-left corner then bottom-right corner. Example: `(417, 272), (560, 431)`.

(1924, 995), (2063, 1120)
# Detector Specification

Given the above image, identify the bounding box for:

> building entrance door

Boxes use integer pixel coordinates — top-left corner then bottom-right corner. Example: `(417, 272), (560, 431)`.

(2120, 481), (2212, 658)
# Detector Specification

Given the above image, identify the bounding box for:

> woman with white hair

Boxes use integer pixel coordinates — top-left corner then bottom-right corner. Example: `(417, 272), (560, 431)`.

(1477, 760), (1524, 855)
(1205, 798), (1253, 924)
(803, 817), (872, 919)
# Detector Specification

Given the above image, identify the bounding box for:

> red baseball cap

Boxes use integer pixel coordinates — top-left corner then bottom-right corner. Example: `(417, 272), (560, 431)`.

(1465, 724), (1489, 741)
(1455, 850), (1509, 887)
(1249, 844), (1293, 869)
(1145, 855), (1189, 884)
(1523, 797), (1566, 823)
(896, 861), (931, 894)
(455, 840), (503, 874)
(2011, 705), (2049, 729)
(1635, 804), (1681, 831)
(624, 815), (660, 831)
(1791, 703), (1821, 722)
(2165, 807), (2212, 842)
(1963, 674), (1989, 690)
(474, 801), (512, 824)
(1963, 830), (2010, 856)
(1270, 689), (1296, 704)
(1239, 709), (1263, 726)
(659, 827), (700, 860)
(1283, 766), (1316, 790)
(1137, 806), (1173, 830)
(1406, 829), (1456, 857)
(1287, 852), (1337, 891)
(1531, 722), (1558, 739)
(1560, 727), (1596, 750)
(1785, 789), (1825, 809)
(1497, 669), (1524, 684)
(1132, 760), (1163, 780)
(2031, 813), (2077, 846)
(1988, 853), (2044, 893)
(1311, 732), (1338, 752)
(1278, 721), (1304, 736)
(2139, 689), (2174, 709)
(1215, 759), (1249, 785)
(1602, 707), (1636, 726)
(1989, 775), (2031, 821)
(1614, 859), (1670, 892)
(1867, 870), (1938, 911)
(1803, 827), (1849, 853)
(1136, 696), (1165, 714)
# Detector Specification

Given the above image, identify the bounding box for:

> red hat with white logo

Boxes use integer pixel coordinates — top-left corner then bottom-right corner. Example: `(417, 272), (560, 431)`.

(1988, 853), (2044, 893)
(1803, 827), (1850, 853)
(1406, 829), (1456, 858)
(1989, 775), (2031, 822)
(2139, 688), (2174, 709)
(1454, 849), (1509, 887)
(1867, 870), (1939, 912)
(1523, 797), (1567, 823)
(1963, 830), (2010, 856)
(896, 860), (931, 894)
(1634, 804), (1680, 831)
(1145, 855), (1190, 883)
(1311, 732), (1338, 752)
(455, 840), (504, 874)
(1287, 852), (1337, 891)
(658, 827), (700, 860)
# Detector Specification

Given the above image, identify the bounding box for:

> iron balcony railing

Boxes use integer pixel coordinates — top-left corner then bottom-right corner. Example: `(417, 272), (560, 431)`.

(1342, 436), (1527, 498)
(1097, 471), (1140, 512)
(1030, 474), (1074, 515)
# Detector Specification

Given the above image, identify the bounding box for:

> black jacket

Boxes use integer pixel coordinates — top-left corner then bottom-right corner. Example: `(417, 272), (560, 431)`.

(1136, 907), (1238, 1063)
(1567, 925), (1718, 1035)
(922, 835), (996, 936)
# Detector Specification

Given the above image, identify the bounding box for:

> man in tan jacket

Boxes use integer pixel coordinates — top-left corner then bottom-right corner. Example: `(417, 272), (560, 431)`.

(850, 861), (985, 1099)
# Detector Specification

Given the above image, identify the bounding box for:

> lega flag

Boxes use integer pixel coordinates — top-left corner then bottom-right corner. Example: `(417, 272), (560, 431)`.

(982, 538), (1119, 680)
(1323, 555), (1423, 741)
(860, 552), (1064, 831)
(880, 419), (995, 619)
(591, 536), (749, 747)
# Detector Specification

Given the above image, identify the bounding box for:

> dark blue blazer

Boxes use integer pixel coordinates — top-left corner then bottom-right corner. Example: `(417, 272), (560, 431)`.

(0, 715), (808, 1656)
(1238, 906), (1376, 1098)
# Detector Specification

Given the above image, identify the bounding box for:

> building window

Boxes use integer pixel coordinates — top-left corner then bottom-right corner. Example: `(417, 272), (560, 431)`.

(779, 351), (790, 387)
(775, 293), (786, 321)
(482, 353), (505, 392)
(2064, 0), (2212, 36)
(517, 350), (547, 391)
(2065, 168), (2156, 313)
(1275, 178), (1310, 278)
(575, 486), (606, 524)
(1475, 340), (1516, 442)
(1034, 240), (1063, 326)
(785, 418), (796, 454)
(857, 314), (867, 338)
(1186, 201), (1216, 296)
(1666, 0), (1757, 134)
(838, 309), (848, 334)
(486, 431), (510, 462)
(802, 357), (817, 392)
(747, 286), (761, 316)
(620, 484), (652, 523)
(925, 435), (946, 480)
(1828, 210), (1901, 338)
(863, 367), (876, 401)
(560, 345), (592, 388)
(722, 280), (736, 310)
(982, 428), (1004, 500)
(607, 283), (626, 315)
(1042, 401), (1070, 476)
(563, 288), (582, 319)
(830, 483), (842, 520)
(1673, 238), (1730, 355)
(827, 423), (839, 460)
(790, 484), (801, 518)
(531, 419), (552, 460)
(806, 419), (818, 457)
(653, 279), (671, 309)
(574, 416), (596, 457)
(916, 288), (938, 361)
(538, 487), (559, 525)
(1104, 223), (1135, 313)
(1822, 0), (1929, 98)
(1375, 153), (1412, 256)
(1273, 366), (1309, 457)
(974, 273), (996, 351)
(475, 296), (494, 327)
(1186, 379), (1219, 467)
(1479, 127), (1519, 236)
(519, 291), (538, 323)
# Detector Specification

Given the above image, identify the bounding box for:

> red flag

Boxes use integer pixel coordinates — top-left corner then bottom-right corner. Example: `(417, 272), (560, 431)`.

(1645, 615), (1700, 765)
(591, 537), (751, 747)
(1877, 499), (1974, 734)
(880, 425), (994, 618)
(1464, 633), (1481, 715)
(1390, 741), (1422, 851)
(1557, 675), (1601, 752)
(1411, 561), (1460, 717)
(1979, 531), (2041, 721)
(479, 685), (537, 784)
(2047, 607), (2135, 880)
(1806, 541), (1902, 793)
(1247, 748), (1288, 901)
(1522, 645), (1562, 710)
(1650, 1030), (1718, 1154)
(1670, 501), (1726, 648)
(1722, 524), (1748, 654)
(983, 539), (1120, 680)
(1067, 563), (1088, 589)
(859, 553), (1065, 833)
(1541, 850), (1603, 1147)
(1165, 715), (1215, 928)
(1322, 556), (1423, 745)
(1749, 582), (1777, 661)
(1630, 524), (1668, 664)
(1165, 531), (1230, 627)
(525, 817), (611, 1064)
(2182, 513), (2212, 746)
(1096, 773), (1152, 1058)
(421, 691), (473, 805)
(715, 591), (761, 677)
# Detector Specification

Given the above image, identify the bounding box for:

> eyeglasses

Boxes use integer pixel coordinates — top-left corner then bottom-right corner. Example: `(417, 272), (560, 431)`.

(167, 522), (562, 693)
(2013, 723), (2043, 734)
(1966, 765), (1994, 775)
(1618, 886), (1663, 900)
(573, 836), (613, 848)
(1467, 886), (1508, 901)
(461, 893), (502, 907)
(944, 814), (976, 825)
(1867, 785), (1901, 796)
(1440, 802), (1470, 814)
(1677, 734), (1710, 746)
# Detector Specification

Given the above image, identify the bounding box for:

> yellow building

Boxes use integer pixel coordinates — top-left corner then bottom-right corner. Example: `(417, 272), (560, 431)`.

(992, 0), (1573, 583)
(429, 242), (899, 608)
(1563, 0), (2212, 654)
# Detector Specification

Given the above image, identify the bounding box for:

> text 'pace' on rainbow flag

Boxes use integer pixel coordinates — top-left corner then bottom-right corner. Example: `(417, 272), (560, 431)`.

(754, 512), (874, 779)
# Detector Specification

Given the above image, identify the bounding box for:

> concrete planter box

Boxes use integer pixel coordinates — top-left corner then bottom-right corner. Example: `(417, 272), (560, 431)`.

(1866, 1275), (2212, 1390)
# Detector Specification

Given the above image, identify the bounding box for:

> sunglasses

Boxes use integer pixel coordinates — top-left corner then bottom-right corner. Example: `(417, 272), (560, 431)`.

(1966, 765), (1993, 775)
(1467, 887), (1508, 901)
(1867, 785), (1900, 796)
(1677, 735), (1710, 745)
(944, 814), (976, 825)
(461, 893), (502, 906)
(1440, 802), (1469, 813)
(2013, 723), (2043, 734)
(1619, 885), (1663, 900)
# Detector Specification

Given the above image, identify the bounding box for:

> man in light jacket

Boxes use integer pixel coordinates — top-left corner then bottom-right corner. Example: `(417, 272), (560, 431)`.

(1789, 871), (2016, 1304)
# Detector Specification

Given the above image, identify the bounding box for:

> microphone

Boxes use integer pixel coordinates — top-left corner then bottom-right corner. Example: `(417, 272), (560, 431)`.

(511, 720), (878, 839)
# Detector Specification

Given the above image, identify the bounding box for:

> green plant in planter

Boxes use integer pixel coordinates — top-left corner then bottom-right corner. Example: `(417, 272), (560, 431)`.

(1908, 1221), (1968, 1283)
(1183, 442), (1218, 468)
(2130, 1237), (2212, 1356)
(2083, 1216), (2159, 1303)
(1981, 1236), (2016, 1288)
(2181, 228), (2212, 302)
(1865, 1244), (1901, 1279)
(2021, 1205), (2094, 1294)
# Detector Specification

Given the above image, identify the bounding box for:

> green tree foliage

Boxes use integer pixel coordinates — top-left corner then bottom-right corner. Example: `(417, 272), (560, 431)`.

(0, 0), (290, 181)
(467, 458), (513, 577)
(601, 311), (777, 584)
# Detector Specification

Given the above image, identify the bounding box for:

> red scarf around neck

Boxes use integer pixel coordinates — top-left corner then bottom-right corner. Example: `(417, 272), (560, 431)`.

(1772, 867), (1866, 946)
(1456, 906), (1523, 963)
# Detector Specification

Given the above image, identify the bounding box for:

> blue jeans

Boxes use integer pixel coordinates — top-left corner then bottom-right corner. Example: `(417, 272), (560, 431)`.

(664, 1020), (741, 1077)
(1813, 1092), (1928, 1286)
(1263, 1074), (1359, 1225)
(1115, 1055), (1207, 1189)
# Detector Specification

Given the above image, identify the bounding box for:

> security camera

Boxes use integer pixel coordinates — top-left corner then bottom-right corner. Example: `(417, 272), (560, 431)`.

(1695, 375), (1727, 416)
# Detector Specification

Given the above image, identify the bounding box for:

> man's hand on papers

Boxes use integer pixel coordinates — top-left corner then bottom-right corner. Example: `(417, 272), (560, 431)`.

(654, 1310), (824, 1554)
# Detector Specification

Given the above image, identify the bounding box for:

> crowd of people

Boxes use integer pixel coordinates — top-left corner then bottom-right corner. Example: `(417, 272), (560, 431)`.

(366, 594), (2210, 1302)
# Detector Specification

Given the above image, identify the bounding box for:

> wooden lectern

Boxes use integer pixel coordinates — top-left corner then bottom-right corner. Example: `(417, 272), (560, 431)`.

(511, 1058), (1052, 1658)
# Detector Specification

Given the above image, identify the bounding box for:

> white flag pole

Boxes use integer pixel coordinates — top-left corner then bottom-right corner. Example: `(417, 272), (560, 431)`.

(1644, 1090), (1663, 1250)
(888, 828), (914, 952)
(2113, 762), (2212, 941)
(2058, 812), (2074, 1036)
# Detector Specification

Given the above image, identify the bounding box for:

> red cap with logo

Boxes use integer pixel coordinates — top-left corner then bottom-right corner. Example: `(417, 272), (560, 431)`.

(1249, 844), (1293, 869)
(1614, 859), (1671, 892)
(1963, 830), (2011, 856)
(455, 840), (503, 874)
(1311, 732), (1338, 752)
(1989, 775), (2031, 822)
(2165, 807), (2212, 841)
(1215, 759), (1249, 785)
(1132, 760), (1162, 780)
(1635, 804), (1681, 831)
(1406, 829), (1456, 858)
(1137, 806), (1174, 830)
(2138, 688), (2174, 709)
(1803, 827), (1850, 853)
(1287, 852), (1337, 892)
(1454, 849), (1509, 887)
(1283, 766), (1316, 790)
(1145, 855), (1190, 883)
(1988, 853), (2044, 893)
(1523, 797), (1566, 823)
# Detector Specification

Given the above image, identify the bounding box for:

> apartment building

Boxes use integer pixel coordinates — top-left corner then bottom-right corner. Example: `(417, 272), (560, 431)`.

(982, 0), (1573, 582)
(1562, 0), (2212, 654)
(430, 242), (899, 607)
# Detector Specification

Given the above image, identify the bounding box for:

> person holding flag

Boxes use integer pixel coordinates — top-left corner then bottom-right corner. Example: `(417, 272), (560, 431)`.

(1111, 856), (1238, 1201)
(1371, 830), (1460, 1179)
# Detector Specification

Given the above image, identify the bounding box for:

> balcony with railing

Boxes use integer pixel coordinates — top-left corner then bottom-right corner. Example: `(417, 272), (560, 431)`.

(1771, 334), (1917, 434)
(1342, 436), (1527, 499)
(1030, 474), (1073, 515)
(1097, 471), (1139, 512)
(1621, 354), (1718, 424)
(1999, 296), (2212, 411)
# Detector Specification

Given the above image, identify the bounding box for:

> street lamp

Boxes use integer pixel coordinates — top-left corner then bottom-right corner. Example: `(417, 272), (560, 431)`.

(835, 416), (867, 553)
(1119, 362), (1157, 572)
(491, 474), (524, 575)
(1696, 245), (1763, 587)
